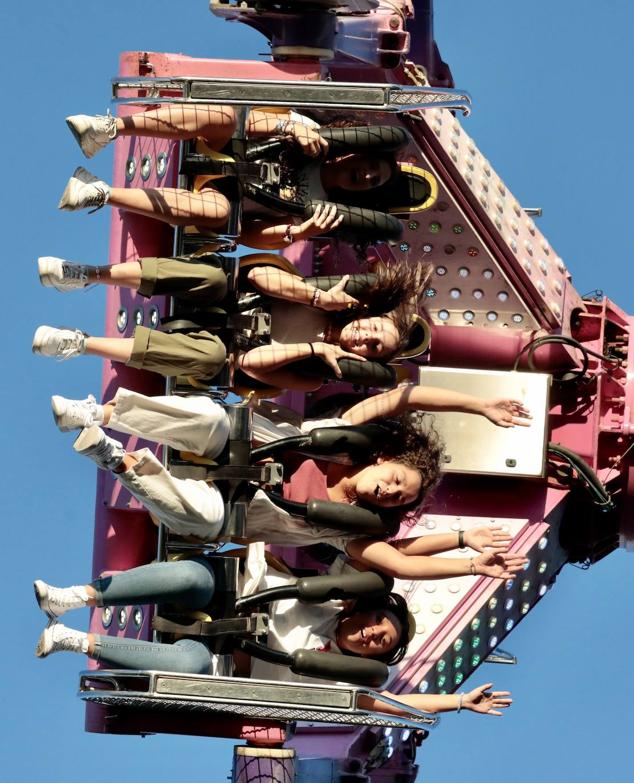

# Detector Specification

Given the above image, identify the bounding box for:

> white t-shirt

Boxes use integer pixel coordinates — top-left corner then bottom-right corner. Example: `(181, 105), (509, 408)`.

(247, 413), (354, 552)
(212, 543), (343, 684)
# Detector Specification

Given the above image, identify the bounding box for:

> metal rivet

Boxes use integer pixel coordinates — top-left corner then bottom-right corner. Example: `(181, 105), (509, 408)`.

(117, 607), (128, 630)
(148, 306), (160, 329)
(116, 308), (128, 333)
(156, 152), (168, 178)
(125, 157), (136, 182)
(140, 154), (152, 181)
(132, 606), (143, 629)
(133, 307), (144, 326)
(101, 607), (113, 629)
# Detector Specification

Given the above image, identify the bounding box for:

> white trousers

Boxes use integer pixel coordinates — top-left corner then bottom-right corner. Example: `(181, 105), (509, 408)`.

(116, 449), (225, 539)
(107, 389), (348, 549)
(110, 388), (230, 457)
(109, 389), (228, 538)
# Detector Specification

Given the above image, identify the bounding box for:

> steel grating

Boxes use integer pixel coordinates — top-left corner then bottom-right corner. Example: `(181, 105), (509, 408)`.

(81, 692), (434, 728)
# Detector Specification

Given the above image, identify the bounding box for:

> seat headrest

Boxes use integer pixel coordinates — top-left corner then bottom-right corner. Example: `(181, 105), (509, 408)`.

(397, 314), (432, 360)
(387, 164), (438, 215)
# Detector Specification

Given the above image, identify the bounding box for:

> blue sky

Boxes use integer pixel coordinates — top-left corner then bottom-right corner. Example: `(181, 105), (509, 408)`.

(4, 1), (634, 781)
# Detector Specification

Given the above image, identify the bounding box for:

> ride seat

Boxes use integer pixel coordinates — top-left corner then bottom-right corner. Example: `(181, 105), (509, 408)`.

(153, 561), (393, 687)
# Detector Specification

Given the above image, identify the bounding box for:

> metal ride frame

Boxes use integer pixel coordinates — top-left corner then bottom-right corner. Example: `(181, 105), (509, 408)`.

(111, 75), (471, 115)
(80, 670), (439, 730)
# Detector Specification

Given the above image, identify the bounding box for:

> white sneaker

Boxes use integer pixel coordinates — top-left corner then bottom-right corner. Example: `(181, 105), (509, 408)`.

(38, 256), (89, 292)
(32, 326), (87, 360)
(66, 113), (117, 158)
(36, 621), (89, 658)
(73, 425), (125, 471)
(58, 166), (110, 212)
(34, 579), (90, 619)
(52, 394), (103, 432)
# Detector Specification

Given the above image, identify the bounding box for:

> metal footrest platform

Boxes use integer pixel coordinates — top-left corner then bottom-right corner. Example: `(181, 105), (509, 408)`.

(79, 670), (439, 730)
(112, 76), (471, 115)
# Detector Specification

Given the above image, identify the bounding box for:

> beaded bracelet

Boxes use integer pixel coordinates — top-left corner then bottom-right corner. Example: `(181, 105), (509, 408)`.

(274, 118), (293, 136)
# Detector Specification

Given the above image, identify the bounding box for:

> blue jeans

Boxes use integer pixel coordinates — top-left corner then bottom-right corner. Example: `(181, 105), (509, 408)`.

(91, 559), (215, 675)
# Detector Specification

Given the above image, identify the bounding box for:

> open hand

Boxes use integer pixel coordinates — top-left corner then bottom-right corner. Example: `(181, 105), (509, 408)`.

(482, 398), (531, 428)
(318, 275), (361, 311)
(474, 551), (528, 579)
(463, 683), (513, 716)
(294, 203), (344, 241)
(464, 525), (512, 553)
(313, 342), (366, 377)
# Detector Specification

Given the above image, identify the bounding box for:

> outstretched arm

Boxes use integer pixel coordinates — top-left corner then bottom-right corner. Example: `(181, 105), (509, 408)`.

(358, 683), (512, 717)
(346, 539), (527, 581)
(392, 525), (512, 556)
(342, 384), (531, 427)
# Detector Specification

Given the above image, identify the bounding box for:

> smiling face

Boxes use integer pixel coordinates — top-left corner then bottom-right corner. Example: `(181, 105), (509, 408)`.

(330, 154), (393, 192)
(337, 608), (402, 657)
(353, 459), (423, 508)
(338, 316), (401, 359)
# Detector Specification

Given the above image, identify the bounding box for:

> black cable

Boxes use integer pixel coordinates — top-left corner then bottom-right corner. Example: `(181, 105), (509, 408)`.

(512, 334), (620, 382)
(547, 442), (614, 510)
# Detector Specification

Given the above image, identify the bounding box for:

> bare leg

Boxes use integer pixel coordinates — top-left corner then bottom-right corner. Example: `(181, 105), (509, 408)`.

(87, 261), (142, 289)
(108, 187), (230, 228)
(84, 587), (98, 606)
(113, 452), (141, 474)
(102, 402), (116, 425)
(116, 105), (237, 148)
(85, 337), (134, 363)
(86, 633), (96, 655)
